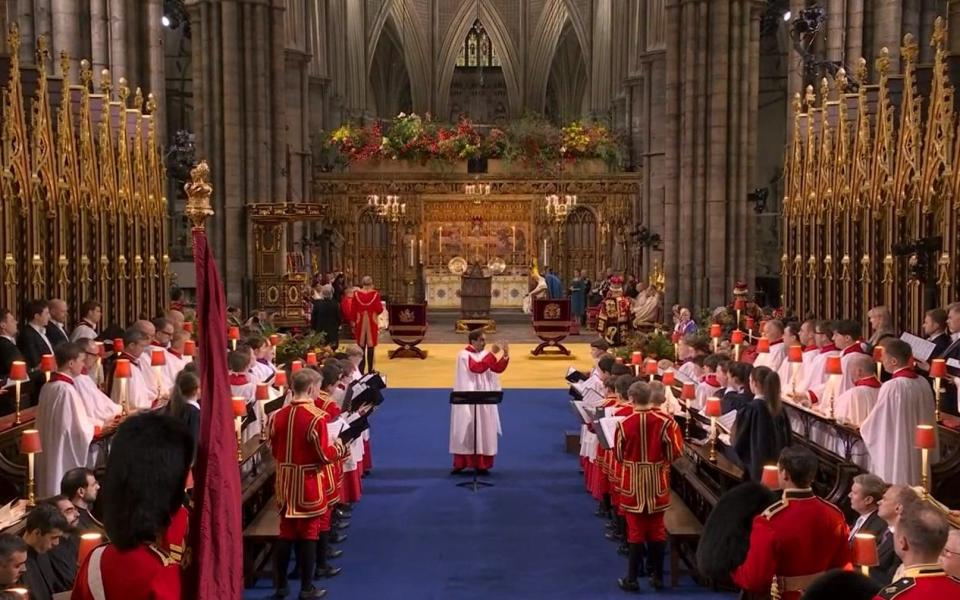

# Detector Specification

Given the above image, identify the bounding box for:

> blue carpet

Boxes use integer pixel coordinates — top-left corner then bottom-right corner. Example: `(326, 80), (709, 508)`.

(244, 389), (732, 599)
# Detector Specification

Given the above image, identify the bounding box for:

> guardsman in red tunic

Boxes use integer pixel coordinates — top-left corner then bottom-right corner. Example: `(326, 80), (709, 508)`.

(873, 502), (960, 599)
(345, 276), (384, 373)
(270, 368), (347, 599)
(72, 412), (194, 600)
(732, 445), (850, 600)
(614, 380), (683, 592)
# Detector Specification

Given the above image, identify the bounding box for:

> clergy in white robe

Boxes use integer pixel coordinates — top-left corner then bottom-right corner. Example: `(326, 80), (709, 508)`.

(753, 320), (787, 373)
(36, 344), (96, 498)
(832, 354), (881, 427)
(450, 332), (508, 472)
(802, 342), (840, 404)
(108, 329), (160, 412)
(860, 340), (939, 486)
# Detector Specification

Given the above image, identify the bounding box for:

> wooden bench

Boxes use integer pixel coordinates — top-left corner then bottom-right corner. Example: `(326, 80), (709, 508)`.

(664, 494), (703, 587)
(243, 501), (279, 586)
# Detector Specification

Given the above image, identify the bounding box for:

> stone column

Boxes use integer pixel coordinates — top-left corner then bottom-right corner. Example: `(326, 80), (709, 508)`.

(51, 0), (81, 73)
(145, 0), (165, 143)
(949, 0), (960, 55)
(663, 0), (761, 309)
(590, 0), (612, 114)
(108, 0), (128, 80)
(16, 0), (36, 64)
(90, 0), (110, 73)
(875, 0), (903, 70)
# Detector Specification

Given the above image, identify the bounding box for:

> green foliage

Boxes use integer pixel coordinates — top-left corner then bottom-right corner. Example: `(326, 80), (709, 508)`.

(274, 330), (331, 367)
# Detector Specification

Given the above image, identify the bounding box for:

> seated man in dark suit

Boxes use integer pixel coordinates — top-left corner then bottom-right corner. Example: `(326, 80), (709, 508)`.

(44, 299), (70, 349)
(847, 473), (888, 544)
(872, 483), (920, 585)
(20, 502), (68, 600)
(0, 309), (23, 379)
(61, 467), (104, 535)
(924, 309), (952, 359)
(43, 495), (81, 593)
(17, 299), (55, 372)
(941, 302), (960, 415)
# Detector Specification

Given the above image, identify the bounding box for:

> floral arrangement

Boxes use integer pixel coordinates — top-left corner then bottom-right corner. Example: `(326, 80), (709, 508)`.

(274, 330), (332, 367)
(322, 113), (624, 169)
(616, 330), (677, 362)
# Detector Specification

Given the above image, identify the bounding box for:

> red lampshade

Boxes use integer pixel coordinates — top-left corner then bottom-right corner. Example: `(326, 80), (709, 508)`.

(232, 396), (247, 418)
(873, 346), (884, 362)
(788, 345), (804, 363)
(306, 352), (318, 366)
(270, 334), (280, 347)
(662, 371), (676, 386)
(645, 359), (658, 376)
(291, 360), (303, 373)
(256, 383), (270, 401)
(757, 337), (770, 353)
(631, 351), (643, 365)
(745, 316), (755, 331)
(275, 370), (287, 387)
(671, 332), (681, 343)
(19, 429), (41, 454)
(915, 425), (936, 449)
(825, 355), (842, 376)
(228, 326), (240, 340)
(681, 382), (696, 400)
(40, 354), (55, 372)
(113, 338), (124, 352)
(710, 323), (722, 338)
(930, 358), (947, 379)
(151, 349), (166, 367)
(77, 533), (102, 567)
(183, 321), (194, 334)
(183, 339), (196, 356)
(761, 465), (780, 490)
(852, 533), (879, 567)
(705, 396), (722, 418)
(94, 341), (105, 357)
(8, 361), (27, 382)
(114, 358), (131, 379)
(734, 298), (746, 311)
(731, 330), (744, 344)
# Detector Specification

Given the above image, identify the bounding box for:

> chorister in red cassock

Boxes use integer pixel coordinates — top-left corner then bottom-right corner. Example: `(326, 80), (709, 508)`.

(732, 488), (851, 600)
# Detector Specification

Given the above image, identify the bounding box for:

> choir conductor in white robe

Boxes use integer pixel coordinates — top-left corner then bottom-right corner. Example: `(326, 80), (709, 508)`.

(450, 329), (509, 474)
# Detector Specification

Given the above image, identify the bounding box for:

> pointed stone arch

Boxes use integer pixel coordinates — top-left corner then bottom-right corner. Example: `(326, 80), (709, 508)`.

(436, 0), (522, 118)
(525, 1), (591, 114)
(366, 0), (431, 114)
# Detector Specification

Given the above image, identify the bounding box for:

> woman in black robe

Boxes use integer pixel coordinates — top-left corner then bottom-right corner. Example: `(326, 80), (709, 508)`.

(733, 366), (792, 481)
(719, 361), (753, 414)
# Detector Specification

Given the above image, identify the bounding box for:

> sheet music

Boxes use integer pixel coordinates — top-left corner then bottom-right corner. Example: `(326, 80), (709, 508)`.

(900, 332), (938, 362)
(569, 400), (592, 424)
(596, 416), (627, 450)
(674, 369), (697, 386)
(327, 418), (347, 440)
(717, 411), (736, 433)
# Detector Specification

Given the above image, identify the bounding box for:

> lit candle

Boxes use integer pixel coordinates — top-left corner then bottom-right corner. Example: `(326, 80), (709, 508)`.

(543, 239), (549, 265)
(418, 239), (423, 263)
(409, 238), (415, 267)
(439, 226), (443, 252)
(512, 226), (516, 252)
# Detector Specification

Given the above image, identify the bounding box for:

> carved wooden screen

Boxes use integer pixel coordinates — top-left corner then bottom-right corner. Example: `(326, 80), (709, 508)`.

(355, 209), (390, 287)
(563, 207), (597, 281)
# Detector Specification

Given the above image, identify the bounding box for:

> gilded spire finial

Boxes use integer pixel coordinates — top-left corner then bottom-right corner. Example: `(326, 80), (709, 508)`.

(901, 33), (919, 64)
(133, 86), (143, 111)
(804, 84), (816, 110)
(184, 161), (214, 229)
(932, 16), (947, 51)
(792, 92), (803, 115)
(100, 69), (112, 97)
(80, 59), (92, 88)
(820, 77), (830, 103)
(118, 77), (129, 106)
(876, 47), (891, 78)
(855, 57), (868, 87)
(7, 22), (20, 57)
(146, 92), (157, 114)
(35, 35), (49, 72)
(59, 51), (70, 80)
(836, 68), (848, 93)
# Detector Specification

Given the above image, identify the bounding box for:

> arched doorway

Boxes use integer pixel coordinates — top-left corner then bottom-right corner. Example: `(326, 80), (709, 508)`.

(563, 207), (597, 281)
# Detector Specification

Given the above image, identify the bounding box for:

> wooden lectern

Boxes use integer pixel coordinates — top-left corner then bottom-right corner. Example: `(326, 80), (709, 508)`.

(456, 261), (496, 333)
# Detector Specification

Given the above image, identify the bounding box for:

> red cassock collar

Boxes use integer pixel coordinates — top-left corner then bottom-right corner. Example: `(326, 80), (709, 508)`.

(769, 339), (784, 346)
(167, 348), (183, 359)
(892, 368), (918, 380)
(51, 372), (75, 386)
(119, 352), (140, 367)
(229, 373), (249, 386)
(854, 376), (882, 389)
(803, 345), (818, 352)
(820, 344), (838, 354)
(842, 343), (866, 357)
(701, 374), (720, 387)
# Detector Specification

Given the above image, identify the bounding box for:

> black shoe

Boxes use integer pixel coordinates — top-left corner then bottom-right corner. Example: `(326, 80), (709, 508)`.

(595, 506), (610, 518)
(334, 507), (352, 519)
(363, 470), (371, 476)
(299, 587), (327, 599)
(605, 521), (618, 531)
(335, 520), (350, 530)
(605, 531), (623, 541)
(617, 578), (640, 593)
(476, 468), (491, 476)
(450, 468), (465, 475)
(649, 574), (664, 591)
(326, 547), (343, 559)
(617, 543), (630, 556)
(272, 588), (289, 599)
(314, 565), (342, 579)
(329, 532), (347, 544)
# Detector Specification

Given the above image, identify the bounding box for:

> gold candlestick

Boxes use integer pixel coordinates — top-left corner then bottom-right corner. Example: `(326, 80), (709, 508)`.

(921, 447), (930, 493)
(934, 377), (942, 423)
(235, 416), (243, 463)
(709, 417), (718, 462)
(26, 452), (36, 507)
(14, 380), (21, 425)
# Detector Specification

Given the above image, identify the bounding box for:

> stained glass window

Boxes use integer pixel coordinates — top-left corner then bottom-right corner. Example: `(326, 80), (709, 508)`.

(457, 20), (499, 68)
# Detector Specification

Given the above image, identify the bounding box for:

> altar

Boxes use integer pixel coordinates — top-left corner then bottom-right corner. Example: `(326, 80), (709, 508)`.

(424, 270), (529, 309)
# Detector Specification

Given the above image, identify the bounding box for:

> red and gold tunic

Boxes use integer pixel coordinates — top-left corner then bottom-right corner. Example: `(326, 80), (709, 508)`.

(732, 488), (850, 600)
(348, 288), (384, 347)
(874, 565), (960, 599)
(596, 294), (634, 346)
(72, 543), (181, 600)
(269, 399), (346, 519)
(613, 408), (683, 514)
